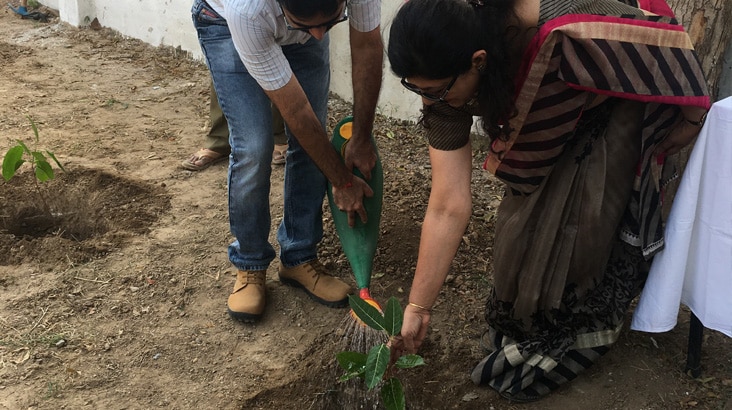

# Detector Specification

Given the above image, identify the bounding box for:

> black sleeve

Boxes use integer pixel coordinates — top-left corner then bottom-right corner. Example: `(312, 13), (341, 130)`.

(422, 102), (473, 151)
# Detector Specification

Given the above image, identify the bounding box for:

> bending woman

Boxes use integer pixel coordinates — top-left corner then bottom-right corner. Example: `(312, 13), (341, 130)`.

(387, 0), (710, 402)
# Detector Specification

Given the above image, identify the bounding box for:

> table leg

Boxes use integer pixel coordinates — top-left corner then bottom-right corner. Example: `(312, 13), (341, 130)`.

(685, 312), (704, 378)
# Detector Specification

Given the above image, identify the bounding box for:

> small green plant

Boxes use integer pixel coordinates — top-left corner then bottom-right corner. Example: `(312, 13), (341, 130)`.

(2, 116), (65, 214)
(104, 98), (129, 109)
(337, 296), (425, 410)
(2, 116), (65, 183)
(44, 380), (62, 399)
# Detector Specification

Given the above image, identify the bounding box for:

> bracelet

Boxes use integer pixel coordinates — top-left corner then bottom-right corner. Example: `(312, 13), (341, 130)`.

(684, 111), (708, 128)
(337, 178), (353, 189)
(408, 302), (431, 312)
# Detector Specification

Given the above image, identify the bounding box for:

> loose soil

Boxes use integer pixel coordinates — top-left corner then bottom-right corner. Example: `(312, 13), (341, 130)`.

(1, 6), (731, 410)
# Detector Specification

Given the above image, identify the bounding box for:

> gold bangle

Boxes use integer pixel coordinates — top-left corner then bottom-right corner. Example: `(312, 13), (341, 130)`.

(408, 302), (431, 312)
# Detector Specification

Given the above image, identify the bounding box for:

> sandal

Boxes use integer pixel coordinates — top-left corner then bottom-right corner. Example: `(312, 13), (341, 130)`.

(181, 148), (227, 171)
(272, 144), (287, 165)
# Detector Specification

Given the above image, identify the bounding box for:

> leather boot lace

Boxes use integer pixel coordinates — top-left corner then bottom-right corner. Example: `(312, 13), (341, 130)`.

(243, 272), (264, 285)
(234, 271), (264, 292)
(307, 261), (331, 288)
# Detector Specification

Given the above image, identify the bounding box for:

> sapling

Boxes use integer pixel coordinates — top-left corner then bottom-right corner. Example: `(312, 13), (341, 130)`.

(337, 296), (425, 410)
(2, 116), (65, 213)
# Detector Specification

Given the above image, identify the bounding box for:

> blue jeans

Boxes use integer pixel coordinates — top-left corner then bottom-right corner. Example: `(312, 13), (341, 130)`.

(192, 0), (330, 270)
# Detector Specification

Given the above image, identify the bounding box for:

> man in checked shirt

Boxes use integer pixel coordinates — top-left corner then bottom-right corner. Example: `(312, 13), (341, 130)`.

(190, 0), (382, 323)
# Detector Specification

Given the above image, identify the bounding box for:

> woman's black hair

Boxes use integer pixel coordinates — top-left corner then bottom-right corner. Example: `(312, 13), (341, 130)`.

(279, 0), (342, 20)
(387, 0), (519, 141)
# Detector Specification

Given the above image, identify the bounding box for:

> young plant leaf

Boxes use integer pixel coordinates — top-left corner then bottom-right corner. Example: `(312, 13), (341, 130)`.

(2, 145), (25, 181)
(336, 351), (367, 382)
(16, 140), (31, 155)
(34, 160), (54, 182)
(46, 151), (66, 172)
(395, 354), (425, 369)
(381, 377), (406, 410)
(383, 297), (403, 337)
(336, 351), (367, 372)
(28, 116), (39, 142)
(364, 344), (390, 389)
(339, 371), (363, 383)
(349, 295), (385, 331)
(32, 150), (48, 164)
(338, 367), (365, 382)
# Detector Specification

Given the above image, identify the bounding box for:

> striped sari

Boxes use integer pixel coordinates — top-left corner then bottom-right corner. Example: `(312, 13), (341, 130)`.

(472, 0), (710, 402)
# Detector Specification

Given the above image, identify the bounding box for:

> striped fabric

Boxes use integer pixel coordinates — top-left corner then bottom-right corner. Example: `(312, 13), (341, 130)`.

(538, 0), (645, 26)
(484, 11), (710, 256)
(472, 326), (610, 400)
(473, 239), (652, 400)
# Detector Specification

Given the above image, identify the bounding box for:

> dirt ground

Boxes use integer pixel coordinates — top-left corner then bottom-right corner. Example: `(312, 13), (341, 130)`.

(1, 5), (731, 410)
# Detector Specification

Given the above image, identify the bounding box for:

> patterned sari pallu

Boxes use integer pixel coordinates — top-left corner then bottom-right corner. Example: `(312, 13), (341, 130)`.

(474, 3), (710, 402)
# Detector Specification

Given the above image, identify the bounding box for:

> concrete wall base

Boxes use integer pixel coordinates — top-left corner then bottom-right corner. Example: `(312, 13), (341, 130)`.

(58, 0), (96, 27)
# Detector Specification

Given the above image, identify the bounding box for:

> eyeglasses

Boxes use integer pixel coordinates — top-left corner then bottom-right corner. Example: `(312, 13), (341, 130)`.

(401, 75), (458, 102)
(280, 2), (348, 33)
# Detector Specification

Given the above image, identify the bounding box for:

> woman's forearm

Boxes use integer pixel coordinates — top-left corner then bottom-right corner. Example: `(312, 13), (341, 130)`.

(408, 205), (471, 309)
(408, 145), (473, 309)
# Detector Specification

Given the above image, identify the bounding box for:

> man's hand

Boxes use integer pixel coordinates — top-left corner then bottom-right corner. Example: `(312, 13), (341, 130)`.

(343, 133), (377, 181)
(266, 77), (372, 223)
(331, 175), (373, 227)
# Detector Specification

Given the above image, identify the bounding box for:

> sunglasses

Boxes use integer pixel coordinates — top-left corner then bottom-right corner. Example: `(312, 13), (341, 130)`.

(280, 2), (348, 33)
(401, 75), (458, 102)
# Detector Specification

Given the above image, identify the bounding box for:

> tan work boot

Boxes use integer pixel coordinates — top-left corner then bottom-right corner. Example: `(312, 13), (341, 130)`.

(227, 270), (266, 322)
(278, 260), (352, 308)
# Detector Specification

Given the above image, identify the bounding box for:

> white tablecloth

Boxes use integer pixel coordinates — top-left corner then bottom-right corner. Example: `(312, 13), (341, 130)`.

(631, 96), (732, 338)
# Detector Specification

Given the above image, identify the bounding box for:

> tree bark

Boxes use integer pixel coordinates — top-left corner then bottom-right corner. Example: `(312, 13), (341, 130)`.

(663, 0), (731, 215)
(666, 0), (732, 100)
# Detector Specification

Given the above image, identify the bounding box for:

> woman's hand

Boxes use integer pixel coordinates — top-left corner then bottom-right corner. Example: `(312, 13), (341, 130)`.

(654, 119), (703, 157)
(655, 107), (708, 157)
(389, 304), (431, 363)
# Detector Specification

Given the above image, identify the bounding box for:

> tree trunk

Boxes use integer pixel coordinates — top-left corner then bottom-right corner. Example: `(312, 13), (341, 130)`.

(663, 0), (732, 215)
(666, 0), (732, 100)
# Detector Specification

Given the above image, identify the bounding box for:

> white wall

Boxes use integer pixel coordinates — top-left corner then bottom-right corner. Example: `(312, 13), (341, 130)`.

(328, 0), (423, 121)
(41, 0), (59, 10)
(41, 0), (423, 123)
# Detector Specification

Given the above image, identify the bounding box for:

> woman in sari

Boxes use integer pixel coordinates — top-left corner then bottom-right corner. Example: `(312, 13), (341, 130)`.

(387, 0), (710, 402)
